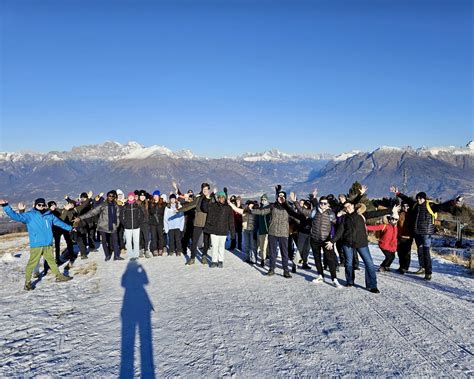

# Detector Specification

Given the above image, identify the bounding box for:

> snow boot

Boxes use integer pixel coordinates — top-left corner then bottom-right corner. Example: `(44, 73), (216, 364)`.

(369, 288), (380, 294)
(218, 262), (223, 268)
(144, 251), (152, 259)
(210, 262), (218, 268)
(56, 274), (73, 283)
(24, 282), (34, 291)
(186, 258), (195, 266)
(283, 271), (292, 278)
(266, 269), (275, 276)
(301, 263), (311, 270)
(424, 274), (432, 281)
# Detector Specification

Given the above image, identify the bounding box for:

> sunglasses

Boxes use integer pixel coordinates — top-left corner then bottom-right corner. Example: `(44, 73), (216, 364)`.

(36, 204), (46, 207)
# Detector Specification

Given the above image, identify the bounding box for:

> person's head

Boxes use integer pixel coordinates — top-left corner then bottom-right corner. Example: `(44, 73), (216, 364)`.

(139, 190), (147, 202)
(388, 215), (399, 224)
(201, 183), (210, 197)
(236, 196), (241, 207)
(343, 201), (355, 214)
(169, 193), (177, 204)
(152, 190), (161, 202)
(116, 189), (124, 201)
(230, 195), (237, 204)
(47, 201), (57, 210)
(338, 194), (347, 203)
(216, 191), (227, 204)
(160, 194), (168, 203)
(402, 202), (410, 212)
(260, 193), (269, 206)
(134, 190), (139, 201)
(106, 191), (117, 203)
(299, 199), (305, 208)
(416, 192), (427, 204)
(34, 198), (47, 213)
(277, 191), (287, 204)
(127, 192), (135, 203)
(319, 196), (330, 210)
(80, 192), (89, 201)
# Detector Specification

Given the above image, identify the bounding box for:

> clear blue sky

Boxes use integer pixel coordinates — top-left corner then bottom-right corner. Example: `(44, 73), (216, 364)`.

(1, 0), (472, 157)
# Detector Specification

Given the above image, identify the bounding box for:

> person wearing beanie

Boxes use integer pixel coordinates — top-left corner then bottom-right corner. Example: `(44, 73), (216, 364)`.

(115, 189), (126, 254)
(229, 195), (243, 251)
(229, 185), (295, 278)
(0, 198), (74, 290)
(201, 190), (235, 268)
(137, 191), (152, 258)
(120, 192), (144, 261)
(242, 200), (257, 264)
(391, 186), (464, 280)
(45, 200), (75, 267)
(149, 190), (166, 256)
(178, 182), (212, 265)
(74, 190), (124, 261)
(255, 194), (271, 267)
(164, 193), (185, 256)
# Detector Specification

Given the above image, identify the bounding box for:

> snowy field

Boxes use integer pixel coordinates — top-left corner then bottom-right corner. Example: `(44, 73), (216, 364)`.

(0, 234), (473, 378)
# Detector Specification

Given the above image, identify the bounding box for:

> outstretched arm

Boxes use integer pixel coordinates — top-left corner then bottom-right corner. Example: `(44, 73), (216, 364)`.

(0, 201), (29, 223)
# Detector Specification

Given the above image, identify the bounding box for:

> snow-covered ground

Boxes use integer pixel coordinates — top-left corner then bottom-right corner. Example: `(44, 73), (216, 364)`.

(0, 235), (473, 377)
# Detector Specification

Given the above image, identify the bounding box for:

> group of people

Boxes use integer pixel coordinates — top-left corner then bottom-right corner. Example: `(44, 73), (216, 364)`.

(0, 181), (463, 293)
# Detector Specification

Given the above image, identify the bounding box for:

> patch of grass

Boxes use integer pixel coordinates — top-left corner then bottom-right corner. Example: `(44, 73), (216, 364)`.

(72, 262), (98, 276)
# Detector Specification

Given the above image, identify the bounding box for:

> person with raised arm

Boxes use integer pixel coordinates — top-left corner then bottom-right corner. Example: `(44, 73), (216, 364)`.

(390, 186), (463, 280)
(0, 198), (74, 290)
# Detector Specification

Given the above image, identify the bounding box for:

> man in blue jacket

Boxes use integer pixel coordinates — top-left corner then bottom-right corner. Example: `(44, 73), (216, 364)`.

(0, 198), (74, 290)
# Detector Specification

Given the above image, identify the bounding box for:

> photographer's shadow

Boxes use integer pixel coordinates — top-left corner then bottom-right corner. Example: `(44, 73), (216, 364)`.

(120, 261), (155, 379)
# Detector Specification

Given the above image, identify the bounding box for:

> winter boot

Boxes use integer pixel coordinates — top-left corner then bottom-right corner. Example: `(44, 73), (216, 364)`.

(56, 274), (73, 283)
(210, 262), (218, 268)
(186, 258), (195, 266)
(24, 282), (34, 291)
(201, 255), (208, 264)
(218, 262), (224, 268)
(291, 263), (297, 273)
(301, 262), (311, 270)
(414, 268), (425, 275)
(283, 271), (292, 278)
(144, 251), (152, 259)
(424, 274), (432, 281)
(266, 269), (275, 276)
(369, 288), (380, 294)
(139, 250), (145, 258)
(152, 250), (159, 257)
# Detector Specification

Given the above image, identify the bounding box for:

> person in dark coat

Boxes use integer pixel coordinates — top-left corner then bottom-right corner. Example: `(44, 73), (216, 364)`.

(391, 187), (463, 280)
(201, 190), (235, 268)
(120, 192), (144, 261)
(329, 201), (397, 293)
(149, 190), (166, 256)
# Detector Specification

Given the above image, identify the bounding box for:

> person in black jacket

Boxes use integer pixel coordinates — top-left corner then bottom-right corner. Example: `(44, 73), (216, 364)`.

(149, 190), (166, 256)
(201, 190), (235, 268)
(120, 192), (144, 261)
(391, 187), (463, 280)
(329, 201), (397, 293)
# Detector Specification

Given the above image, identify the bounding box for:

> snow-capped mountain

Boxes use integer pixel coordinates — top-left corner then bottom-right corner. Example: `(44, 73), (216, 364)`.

(0, 141), (472, 204)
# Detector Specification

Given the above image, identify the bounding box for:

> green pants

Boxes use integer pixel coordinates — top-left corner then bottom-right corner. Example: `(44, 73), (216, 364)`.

(25, 246), (60, 283)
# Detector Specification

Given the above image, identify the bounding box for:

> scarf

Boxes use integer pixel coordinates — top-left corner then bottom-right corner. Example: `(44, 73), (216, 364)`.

(108, 202), (117, 231)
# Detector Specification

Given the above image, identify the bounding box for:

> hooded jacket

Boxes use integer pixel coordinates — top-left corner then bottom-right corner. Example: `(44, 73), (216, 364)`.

(201, 198), (235, 238)
(3, 205), (72, 248)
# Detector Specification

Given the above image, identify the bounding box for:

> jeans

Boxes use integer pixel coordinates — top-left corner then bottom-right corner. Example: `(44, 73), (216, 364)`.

(342, 245), (377, 289)
(414, 234), (432, 275)
(268, 235), (289, 272)
(124, 228), (141, 259)
(243, 230), (257, 262)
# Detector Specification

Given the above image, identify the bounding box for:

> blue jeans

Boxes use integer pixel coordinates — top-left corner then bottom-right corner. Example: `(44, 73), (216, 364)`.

(243, 230), (257, 263)
(342, 245), (377, 289)
(414, 234), (432, 275)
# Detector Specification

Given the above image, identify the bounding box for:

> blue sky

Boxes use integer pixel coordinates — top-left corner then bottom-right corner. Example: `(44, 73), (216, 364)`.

(1, 0), (472, 157)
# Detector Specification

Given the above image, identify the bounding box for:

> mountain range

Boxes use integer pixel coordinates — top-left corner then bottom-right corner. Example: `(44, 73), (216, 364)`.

(0, 141), (472, 204)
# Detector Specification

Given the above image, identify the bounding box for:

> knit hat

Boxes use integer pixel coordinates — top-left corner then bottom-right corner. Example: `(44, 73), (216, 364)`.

(34, 198), (46, 206)
(80, 192), (89, 199)
(416, 192), (427, 200)
(47, 201), (57, 208)
(152, 190), (161, 197)
(169, 194), (177, 200)
(116, 189), (124, 197)
(160, 194), (168, 202)
(216, 191), (227, 198)
(139, 190), (147, 197)
(278, 191), (287, 199)
(127, 192), (135, 198)
(261, 193), (269, 202)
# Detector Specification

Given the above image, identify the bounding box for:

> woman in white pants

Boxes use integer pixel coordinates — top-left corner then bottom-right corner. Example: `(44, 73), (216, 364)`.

(200, 190), (235, 268)
(120, 192), (144, 261)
